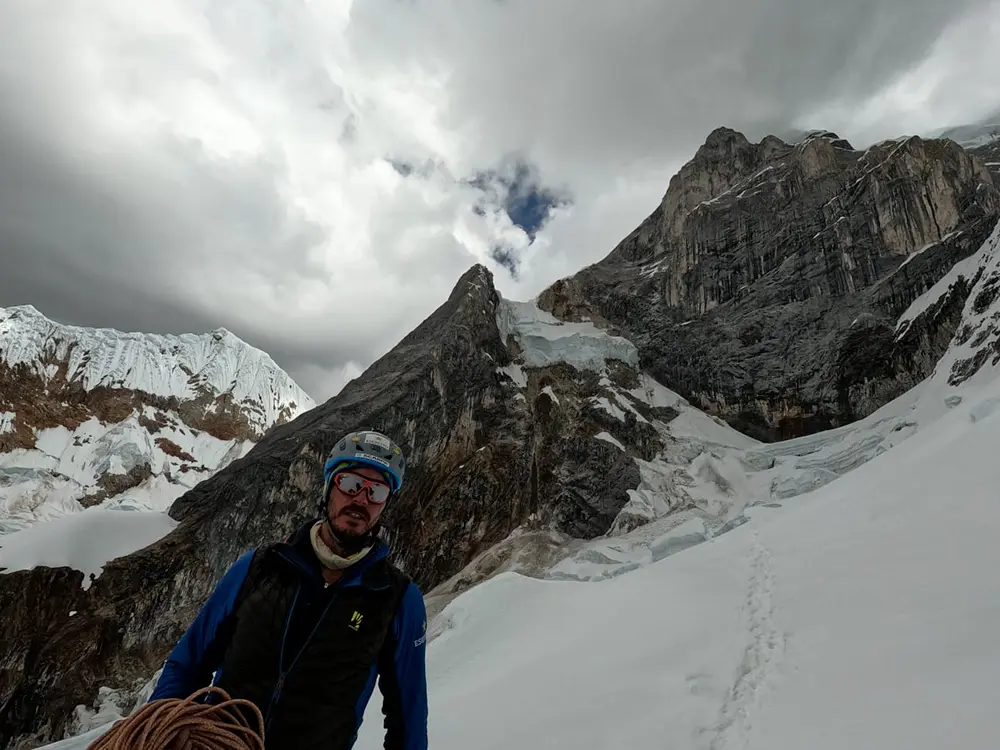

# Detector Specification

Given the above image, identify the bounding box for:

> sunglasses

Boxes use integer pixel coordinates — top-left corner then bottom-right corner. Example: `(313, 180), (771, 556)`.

(332, 471), (392, 504)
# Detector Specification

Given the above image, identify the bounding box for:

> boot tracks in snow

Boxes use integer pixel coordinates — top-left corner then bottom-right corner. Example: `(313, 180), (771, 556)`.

(704, 531), (786, 750)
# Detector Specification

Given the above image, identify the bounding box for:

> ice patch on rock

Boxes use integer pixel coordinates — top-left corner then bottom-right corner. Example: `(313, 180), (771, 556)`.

(497, 364), (528, 388)
(594, 432), (625, 451)
(496, 298), (639, 371)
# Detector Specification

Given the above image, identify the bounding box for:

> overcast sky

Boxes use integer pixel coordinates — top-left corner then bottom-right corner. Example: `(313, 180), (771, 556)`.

(1, 0), (998, 401)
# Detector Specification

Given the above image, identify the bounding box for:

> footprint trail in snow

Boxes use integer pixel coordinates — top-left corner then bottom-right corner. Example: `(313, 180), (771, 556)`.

(702, 532), (786, 750)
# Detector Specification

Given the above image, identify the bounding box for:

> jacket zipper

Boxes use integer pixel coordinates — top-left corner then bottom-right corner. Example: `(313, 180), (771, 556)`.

(263, 584), (339, 735)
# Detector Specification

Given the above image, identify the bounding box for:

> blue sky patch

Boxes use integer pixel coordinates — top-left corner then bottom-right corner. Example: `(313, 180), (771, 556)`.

(468, 158), (571, 241)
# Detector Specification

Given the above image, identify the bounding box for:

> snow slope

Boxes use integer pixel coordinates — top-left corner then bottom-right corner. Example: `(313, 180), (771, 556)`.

(0, 416), (252, 534)
(40, 378), (1000, 747)
(353, 379), (1000, 750)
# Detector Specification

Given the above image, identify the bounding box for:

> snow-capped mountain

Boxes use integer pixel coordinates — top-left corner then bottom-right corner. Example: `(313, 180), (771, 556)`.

(0, 305), (315, 533)
(935, 121), (1000, 150)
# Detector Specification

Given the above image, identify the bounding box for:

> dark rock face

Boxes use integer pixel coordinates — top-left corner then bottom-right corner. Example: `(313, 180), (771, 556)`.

(538, 129), (1000, 439)
(968, 136), (1000, 186)
(945, 226), (1000, 386)
(0, 266), (647, 749)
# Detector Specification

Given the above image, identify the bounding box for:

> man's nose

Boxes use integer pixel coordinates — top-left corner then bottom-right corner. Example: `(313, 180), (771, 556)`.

(352, 489), (376, 505)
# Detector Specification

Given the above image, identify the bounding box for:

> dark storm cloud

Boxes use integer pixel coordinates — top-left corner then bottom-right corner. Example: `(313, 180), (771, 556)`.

(348, 0), (999, 176)
(0, 80), (337, 391)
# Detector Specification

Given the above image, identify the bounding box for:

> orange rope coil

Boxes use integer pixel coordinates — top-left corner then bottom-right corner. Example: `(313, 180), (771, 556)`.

(87, 686), (265, 750)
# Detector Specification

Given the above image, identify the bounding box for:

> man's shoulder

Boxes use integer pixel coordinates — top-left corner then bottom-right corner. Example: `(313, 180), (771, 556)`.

(382, 555), (413, 583)
(363, 549), (414, 592)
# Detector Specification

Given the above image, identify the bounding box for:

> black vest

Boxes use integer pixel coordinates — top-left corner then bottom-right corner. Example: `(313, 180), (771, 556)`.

(213, 529), (410, 749)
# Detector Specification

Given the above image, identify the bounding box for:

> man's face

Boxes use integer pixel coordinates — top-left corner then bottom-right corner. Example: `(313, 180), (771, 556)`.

(326, 465), (390, 538)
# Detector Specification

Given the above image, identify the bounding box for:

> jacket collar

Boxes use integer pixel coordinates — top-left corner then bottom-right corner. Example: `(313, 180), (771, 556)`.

(271, 518), (391, 589)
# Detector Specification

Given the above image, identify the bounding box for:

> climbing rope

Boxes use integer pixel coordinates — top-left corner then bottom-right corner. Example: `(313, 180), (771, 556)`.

(87, 686), (265, 750)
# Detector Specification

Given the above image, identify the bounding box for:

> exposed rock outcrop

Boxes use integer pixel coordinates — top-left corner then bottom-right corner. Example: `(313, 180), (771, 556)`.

(969, 139), (1000, 186)
(539, 129), (1000, 439)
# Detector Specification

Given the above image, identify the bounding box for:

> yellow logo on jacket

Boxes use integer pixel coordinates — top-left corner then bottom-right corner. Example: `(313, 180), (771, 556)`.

(349, 611), (364, 631)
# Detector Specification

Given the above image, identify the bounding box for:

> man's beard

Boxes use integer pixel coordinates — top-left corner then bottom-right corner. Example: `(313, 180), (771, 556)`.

(326, 505), (377, 554)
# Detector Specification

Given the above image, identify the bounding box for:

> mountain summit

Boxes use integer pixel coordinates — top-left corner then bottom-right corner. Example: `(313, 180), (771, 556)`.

(0, 305), (314, 532)
(538, 129), (1000, 439)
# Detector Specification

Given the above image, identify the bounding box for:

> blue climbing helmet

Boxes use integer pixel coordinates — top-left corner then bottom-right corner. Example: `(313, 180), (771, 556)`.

(323, 429), (406, 497)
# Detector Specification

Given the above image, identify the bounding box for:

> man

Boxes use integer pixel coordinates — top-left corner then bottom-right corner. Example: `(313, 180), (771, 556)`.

(149, 430), (428, 750)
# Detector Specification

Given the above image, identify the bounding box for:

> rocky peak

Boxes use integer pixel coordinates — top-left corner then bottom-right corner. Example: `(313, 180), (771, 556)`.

(439, 264), (503, 342)
(697, 125), (754, 158)
(450, 263), (495, 299)
(538, 127), (1000, 439)
(758, 133), (791, 162)
(660, 127), (763, 242)
(659, 129), (999, 316)
(798, 129), (854, 149)
(657, 128), (865, 256)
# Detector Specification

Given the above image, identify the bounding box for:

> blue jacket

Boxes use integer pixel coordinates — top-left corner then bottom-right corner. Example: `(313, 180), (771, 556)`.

(150, 526), (428, 749)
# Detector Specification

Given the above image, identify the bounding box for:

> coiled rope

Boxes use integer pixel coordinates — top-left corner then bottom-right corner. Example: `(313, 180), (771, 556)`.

(87, 686), (265, 750)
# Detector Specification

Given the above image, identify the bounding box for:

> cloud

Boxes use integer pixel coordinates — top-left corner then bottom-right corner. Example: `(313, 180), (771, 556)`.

(348, 0), (999, 174)
(464, 156), (572, 278)
(0, 0), (996, 401)
(794, 1), (1000, 141)
(469, 158), (571, 241)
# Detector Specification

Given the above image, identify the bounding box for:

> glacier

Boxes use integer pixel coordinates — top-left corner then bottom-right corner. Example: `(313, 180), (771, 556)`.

(355, 388), (1000, 749)
(495, 298), (639, 371)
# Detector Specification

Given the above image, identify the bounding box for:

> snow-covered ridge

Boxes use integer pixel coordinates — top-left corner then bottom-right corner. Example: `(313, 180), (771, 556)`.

(934, 122), (1000, 150)
(0, 305), (316, 539)
(0, 305), (315, 433)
